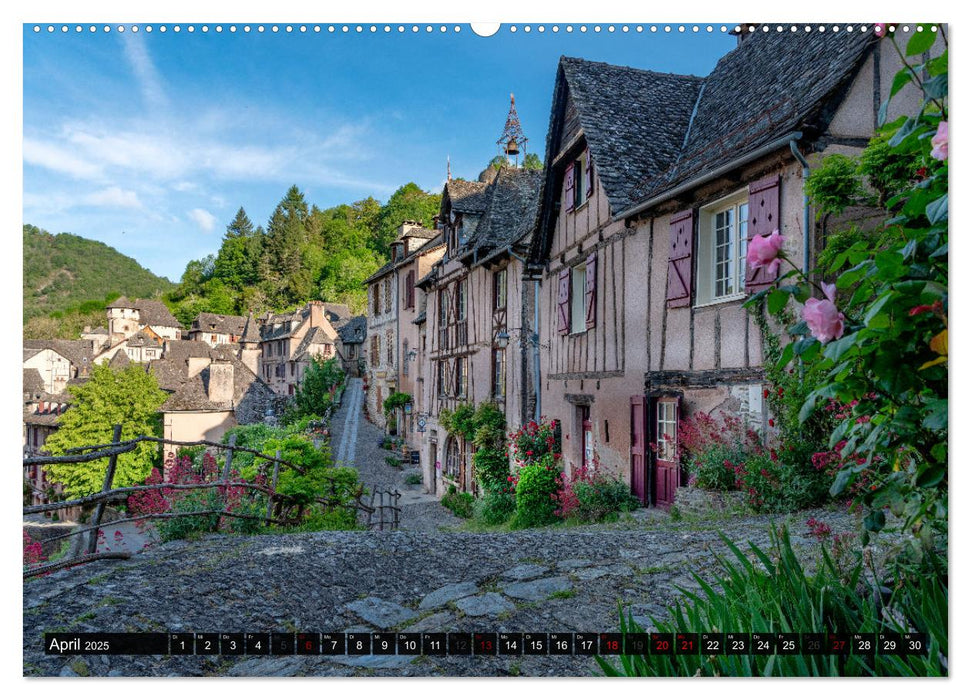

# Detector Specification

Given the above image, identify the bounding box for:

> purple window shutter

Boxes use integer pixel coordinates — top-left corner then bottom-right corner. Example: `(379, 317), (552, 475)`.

(746, 175), (781, 292)
(585, 251), (597, 329)
(557, 267), (571, 334)
(564, 163), (576, 213)
(585, 148), (594, 197)
(665, 209), (694, 308)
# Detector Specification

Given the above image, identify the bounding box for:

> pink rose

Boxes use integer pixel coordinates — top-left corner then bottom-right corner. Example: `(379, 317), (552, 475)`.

(803, 282), (845, 343)
(746, 229), (785, 278)
(930, 121), (948, 161)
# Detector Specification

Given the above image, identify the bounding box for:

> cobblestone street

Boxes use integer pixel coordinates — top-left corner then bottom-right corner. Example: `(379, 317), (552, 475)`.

(330, 378), (462, 531)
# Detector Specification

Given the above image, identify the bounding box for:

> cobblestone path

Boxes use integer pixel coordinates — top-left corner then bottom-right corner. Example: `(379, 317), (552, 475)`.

(23, 507), (870, 677)
(329, 378), (461, 531)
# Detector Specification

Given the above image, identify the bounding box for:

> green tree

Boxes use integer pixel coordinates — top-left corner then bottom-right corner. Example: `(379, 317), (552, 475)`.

(212, 207), (260, 290)
(374, 183), (441, 254)
(291, 357), (346, 420)
(523, 152), (543, 170)
(44, 364), (168, 498)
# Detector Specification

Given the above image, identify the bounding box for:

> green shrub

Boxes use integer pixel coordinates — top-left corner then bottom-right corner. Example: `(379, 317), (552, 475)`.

(404, 472), (423, 486)
(805, 153), (865, 215)
(471, 402), (506, 449)
(573, 474), (640, 522)
(385, 455), (402, 468)
(597, 528), (948, 677)
(441, 485), (474, 519)
(512, 456), (561, 528)
(474, 490), (516, 525)
(156, 489), (223, 542)
(689, 443), (748, 491)
(473, 447), (510, 493)
(382, 391), (412, 415)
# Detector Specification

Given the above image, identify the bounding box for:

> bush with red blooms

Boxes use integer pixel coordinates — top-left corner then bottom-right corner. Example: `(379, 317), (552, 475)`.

(509, 417), (561, 467)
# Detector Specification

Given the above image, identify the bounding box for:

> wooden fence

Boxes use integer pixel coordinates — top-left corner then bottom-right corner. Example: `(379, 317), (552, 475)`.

(23, 425), (400, 579)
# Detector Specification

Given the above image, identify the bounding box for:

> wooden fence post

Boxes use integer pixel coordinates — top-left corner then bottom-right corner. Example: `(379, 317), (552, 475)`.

(265, 450), (281, 525)
(86, 424), (122, 555)
(221, 434), (237, 485)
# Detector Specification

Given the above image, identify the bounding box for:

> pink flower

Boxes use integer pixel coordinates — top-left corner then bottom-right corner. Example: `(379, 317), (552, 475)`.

(746, 229), (785, 277)
(930, 121), (948, 161)
(803, 282), (845, 343)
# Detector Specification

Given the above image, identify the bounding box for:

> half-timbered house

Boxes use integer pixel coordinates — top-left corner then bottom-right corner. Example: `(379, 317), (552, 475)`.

(418, 165), (541, 494)
(531, 29), (931, 507)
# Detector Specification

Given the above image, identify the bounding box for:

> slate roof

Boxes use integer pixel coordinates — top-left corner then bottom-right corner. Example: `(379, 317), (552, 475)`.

(322, 303), (352, 327)
(190, 312), (248, 336)
(444, 179), (491, 214)
(125, 331), (162, 348)
(134, 300), (182, 328)
(556, 57), (705, 214)
(153, 347), (272, 412)
(337, 316), (367, 344)
(105, 297), (182, 327)
(240, 313), (261, 344)
(363, 260), (395, 285)
(627, 29), (876, 208)
(23, 369), (44, 396)
(291, 326), (335, 361)
(461, 166), (543, 259)
(23, 339), (94, 371)
(400, 227), (438, 241)
(108, 351), (131, 369)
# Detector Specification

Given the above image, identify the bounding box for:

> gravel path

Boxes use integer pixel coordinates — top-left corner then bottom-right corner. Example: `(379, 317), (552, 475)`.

(330, 378), (461, 531)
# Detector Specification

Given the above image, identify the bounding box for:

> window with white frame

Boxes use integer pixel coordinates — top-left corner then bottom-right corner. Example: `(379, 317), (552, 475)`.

(570, 263), (587, 334)
(492, 348), (506, 399)
(656, 399), (678, 462)
(456, 356), (468, 398)
(697, 191), (749, 305)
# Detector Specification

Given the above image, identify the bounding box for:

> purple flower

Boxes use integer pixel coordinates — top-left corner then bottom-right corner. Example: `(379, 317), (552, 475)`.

(931, 121), (948, 161)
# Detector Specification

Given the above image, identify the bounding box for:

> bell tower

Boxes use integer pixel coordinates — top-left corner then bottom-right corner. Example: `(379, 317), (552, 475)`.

(496, 93), (528, 166)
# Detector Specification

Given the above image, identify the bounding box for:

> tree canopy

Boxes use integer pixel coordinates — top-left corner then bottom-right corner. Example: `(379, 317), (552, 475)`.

(44, 363), (168, 498)
(165, 182), (441, 320)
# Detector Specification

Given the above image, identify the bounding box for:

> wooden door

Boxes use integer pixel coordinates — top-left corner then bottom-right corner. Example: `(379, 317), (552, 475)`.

(654, 397), (680, 507)
(630, 396), (648, 505)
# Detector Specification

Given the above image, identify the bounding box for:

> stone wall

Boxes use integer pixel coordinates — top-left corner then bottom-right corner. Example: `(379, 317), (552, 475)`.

(673, 486), (750, 517)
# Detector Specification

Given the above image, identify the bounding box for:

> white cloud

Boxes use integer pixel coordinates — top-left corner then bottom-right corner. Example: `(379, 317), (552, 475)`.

(85, 187), (142, 209)
(23, 137), (103, 179)
(187, 207), (218, 232)
(121, 32), (168, 112)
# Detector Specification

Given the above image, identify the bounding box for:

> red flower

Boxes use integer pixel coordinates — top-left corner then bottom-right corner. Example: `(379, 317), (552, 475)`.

(768, 419), (775, 427)
(770, 449), (778, 461)
(763, 388), (770, 399)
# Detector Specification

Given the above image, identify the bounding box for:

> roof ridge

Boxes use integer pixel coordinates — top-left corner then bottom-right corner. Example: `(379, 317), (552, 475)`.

(560, 55), (706, 82)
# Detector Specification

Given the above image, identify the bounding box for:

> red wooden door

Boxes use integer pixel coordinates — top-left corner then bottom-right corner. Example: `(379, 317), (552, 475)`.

(654, 397), (680, 507)
(630, 396), (648, 504)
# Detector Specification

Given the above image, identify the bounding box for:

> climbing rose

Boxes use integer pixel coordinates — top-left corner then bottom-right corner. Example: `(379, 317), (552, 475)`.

(746, 230), (785, 277)
(803, 282), (846, 343)
(930, 121), (948, 161)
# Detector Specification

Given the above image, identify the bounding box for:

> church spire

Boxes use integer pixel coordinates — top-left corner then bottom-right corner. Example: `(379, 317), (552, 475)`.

(497, 93), (527, 166)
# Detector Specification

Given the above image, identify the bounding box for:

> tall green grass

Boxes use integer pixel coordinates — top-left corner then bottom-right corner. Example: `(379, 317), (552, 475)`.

(597, 528), (947, 677)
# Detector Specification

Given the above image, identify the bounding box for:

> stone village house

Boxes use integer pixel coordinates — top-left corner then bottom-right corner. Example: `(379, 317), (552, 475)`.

(363, 223), (442, 429)
(528, 29), (935, 507)
(336, 315), (367, 377)
(257, 301), (350, 396)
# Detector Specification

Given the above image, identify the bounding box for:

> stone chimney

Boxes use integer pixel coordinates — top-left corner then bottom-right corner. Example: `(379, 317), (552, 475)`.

(309, 300), (325, 328)
(187, 356), (210, 378)
(207, 361), (234, 404)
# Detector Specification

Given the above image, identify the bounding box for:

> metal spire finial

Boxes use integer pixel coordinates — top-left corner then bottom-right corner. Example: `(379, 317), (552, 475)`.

(497, 92), (527, 164)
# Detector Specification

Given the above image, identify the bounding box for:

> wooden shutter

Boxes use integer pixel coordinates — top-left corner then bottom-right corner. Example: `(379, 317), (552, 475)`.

(564, 162), (576, 213)
(405, 270), (415, 309)
(665, 209), (694, 308)
(557, 267), (571, 334)
(585, 251), (597, 329)
(585, 148), (594, 197)
(746, 175), (781, 292)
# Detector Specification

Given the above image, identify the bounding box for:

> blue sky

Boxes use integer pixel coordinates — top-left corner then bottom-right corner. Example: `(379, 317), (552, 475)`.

(23, 24), (736, 281)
